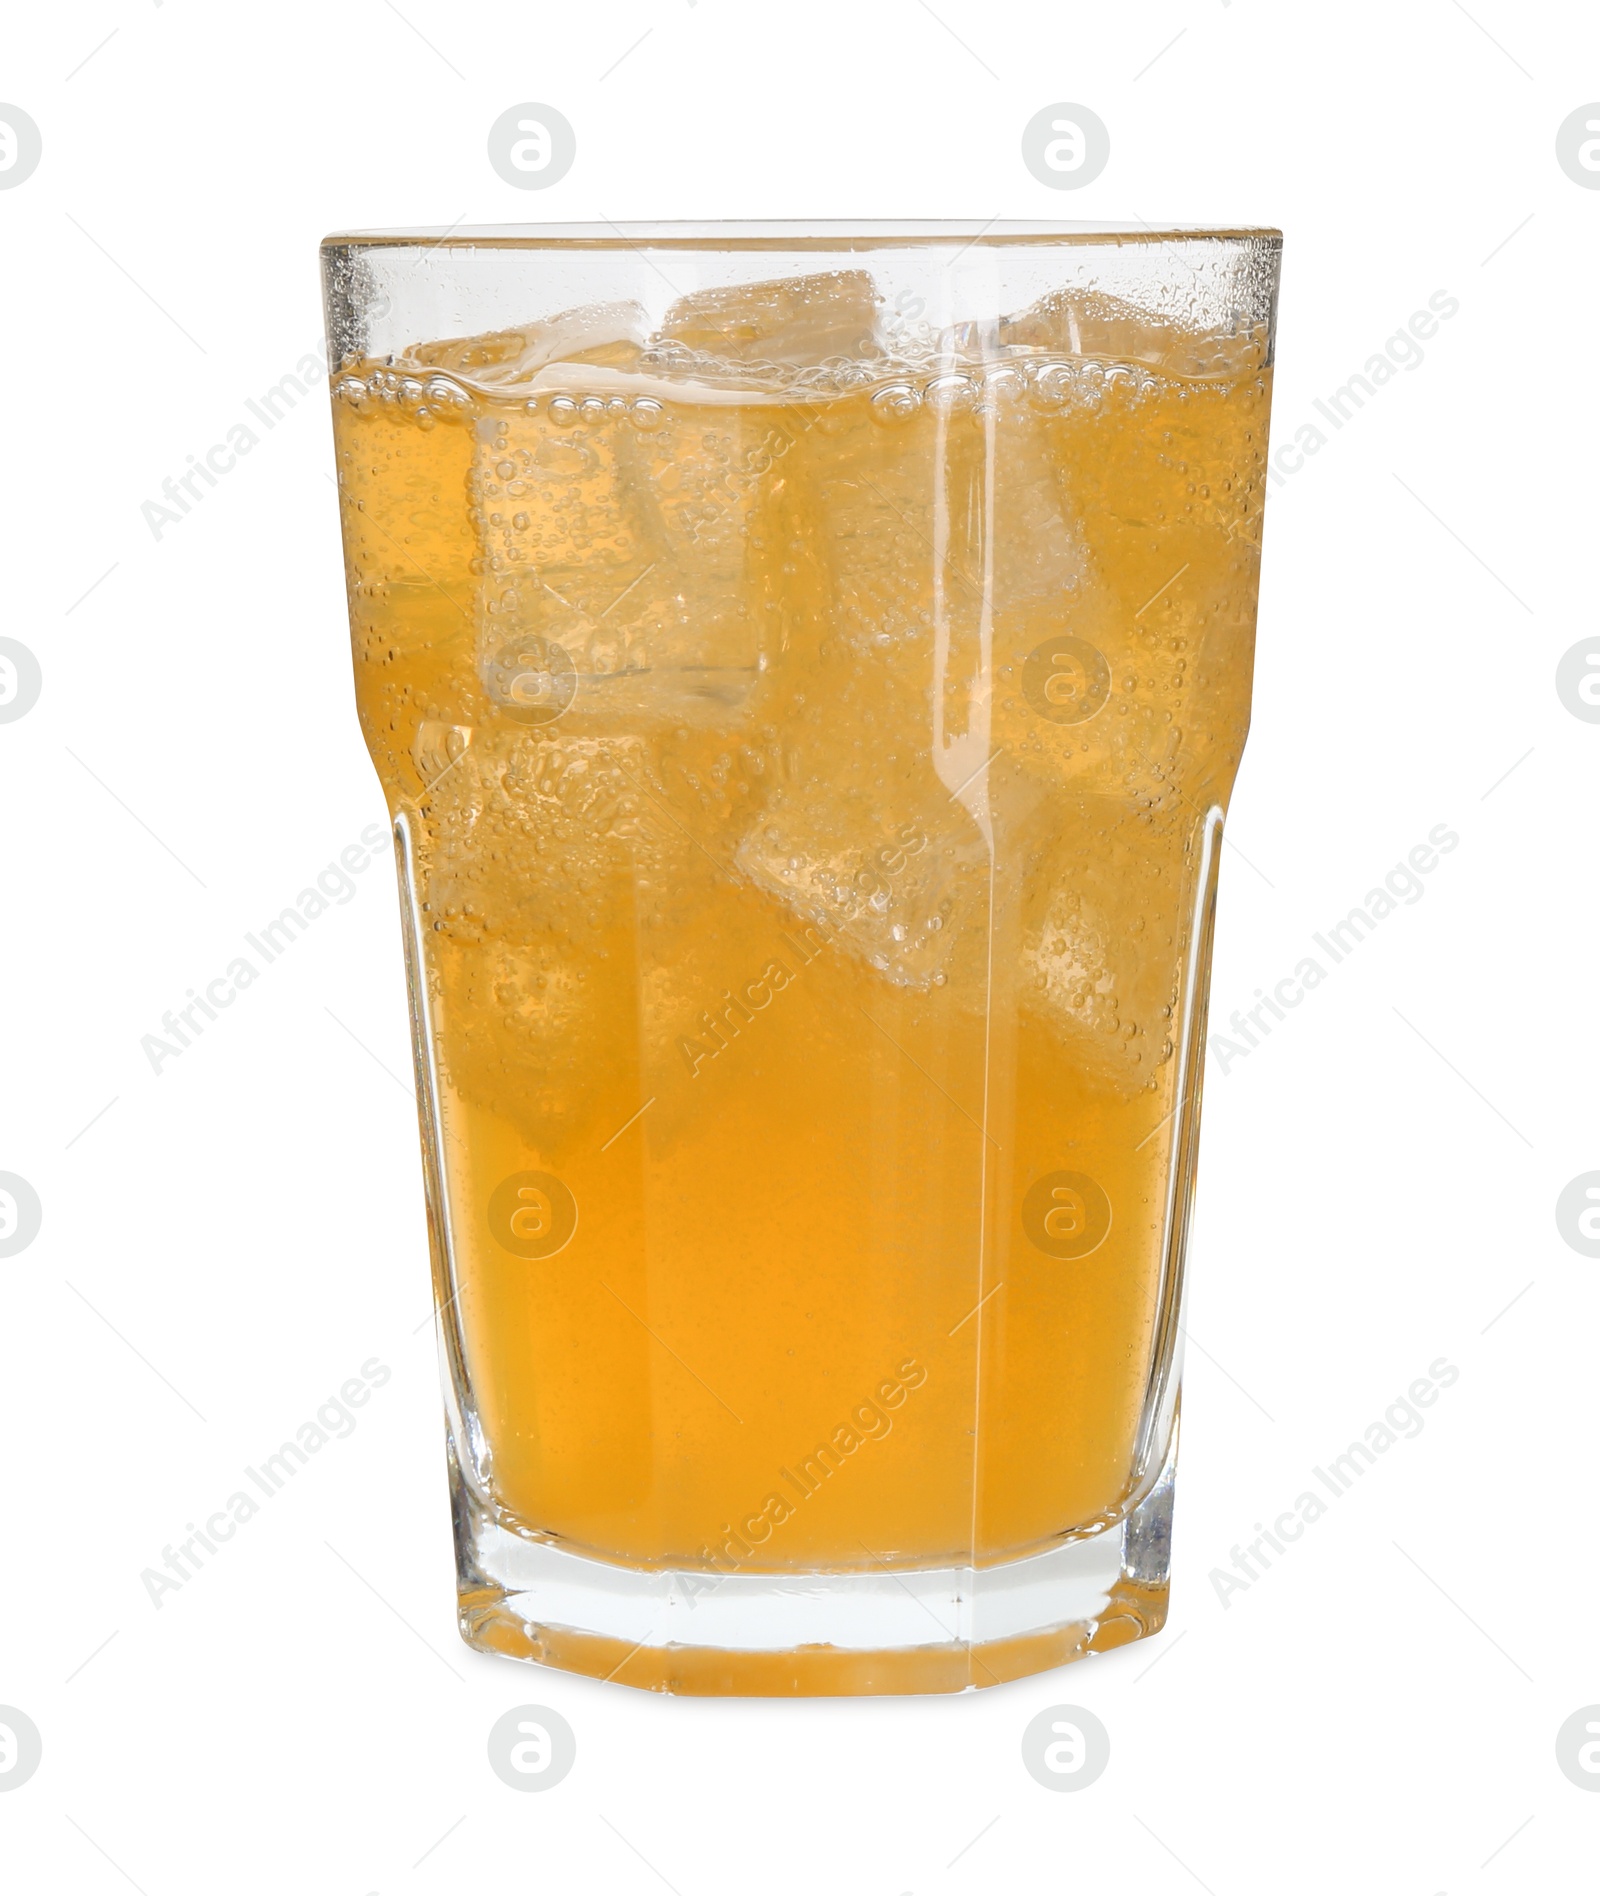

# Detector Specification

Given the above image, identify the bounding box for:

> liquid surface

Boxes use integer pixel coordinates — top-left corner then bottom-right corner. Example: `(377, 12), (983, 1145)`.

(331, 271), (1268, 1574)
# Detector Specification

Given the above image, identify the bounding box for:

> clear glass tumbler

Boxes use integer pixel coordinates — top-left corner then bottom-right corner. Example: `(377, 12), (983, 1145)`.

(321, 222), (1280, 1695)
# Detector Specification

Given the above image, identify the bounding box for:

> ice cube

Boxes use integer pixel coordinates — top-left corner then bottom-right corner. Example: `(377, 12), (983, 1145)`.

(418, 728), (659, 939)
(801, 409), (949, 651)
(999, 285), (1267, 380)
(494, 733), (661, 852)
(796, 375), (1092, 659)
(410, 301), (651, 385)
(728, 615), (992, 990)
(988, 342), (1265, 806)
(734, 775), (989, 990)
(656, 270), (884, 377)
(990, 572), (1189, 808)
(1019, 797), (1189, 1100)
(718, 384), (1106, 983)
(984, 404), (1093, 610)
(469, 395), (788, 725)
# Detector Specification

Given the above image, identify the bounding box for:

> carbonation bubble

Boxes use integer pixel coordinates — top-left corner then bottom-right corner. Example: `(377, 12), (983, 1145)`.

(925, 374), (974, 417)
(629, 398), (664, 430)
(579, 397), (607, 423)
(548, 398), (579, 427)
(870, 383), (920, 424)
(980, 367), (1024, 407)
(425, 377), (471, 416)
(1030, 363), (1075, 407)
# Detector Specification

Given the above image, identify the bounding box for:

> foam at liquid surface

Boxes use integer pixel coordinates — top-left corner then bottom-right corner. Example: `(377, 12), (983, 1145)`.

(365, 268), (1266, 404)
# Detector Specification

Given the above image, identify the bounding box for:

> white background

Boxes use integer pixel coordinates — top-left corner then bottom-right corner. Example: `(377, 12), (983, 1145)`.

(2, 2), (1597, 1890)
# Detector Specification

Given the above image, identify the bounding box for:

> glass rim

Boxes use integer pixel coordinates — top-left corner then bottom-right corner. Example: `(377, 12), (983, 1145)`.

(322, 220), (1282, 251)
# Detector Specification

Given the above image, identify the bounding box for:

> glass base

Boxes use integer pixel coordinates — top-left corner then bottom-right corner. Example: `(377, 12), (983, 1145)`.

(451, 1434), (1175, 1697)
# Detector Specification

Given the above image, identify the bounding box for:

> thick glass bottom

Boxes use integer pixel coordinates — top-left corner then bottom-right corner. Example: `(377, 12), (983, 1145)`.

(451, 1430), (1176, 1697)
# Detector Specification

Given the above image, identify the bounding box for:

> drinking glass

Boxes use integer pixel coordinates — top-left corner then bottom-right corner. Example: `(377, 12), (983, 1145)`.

(321, 221), (1280, 1694)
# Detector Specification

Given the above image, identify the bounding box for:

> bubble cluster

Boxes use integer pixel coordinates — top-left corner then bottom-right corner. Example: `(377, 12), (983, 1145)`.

(335, 367), (474, 428)
(869, 383), (920, 425)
